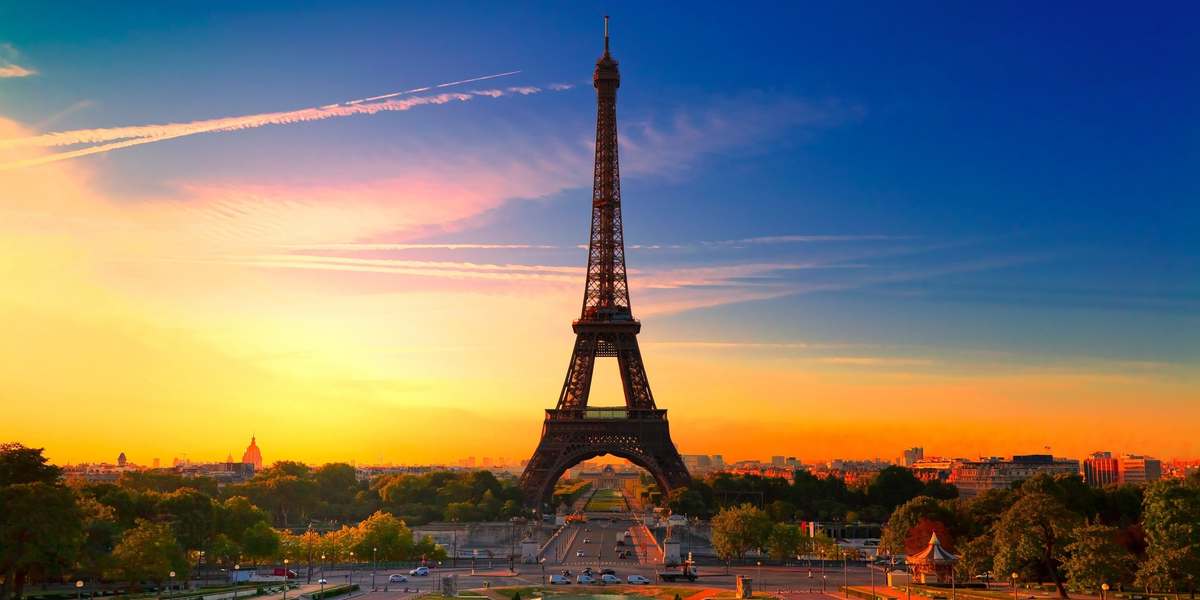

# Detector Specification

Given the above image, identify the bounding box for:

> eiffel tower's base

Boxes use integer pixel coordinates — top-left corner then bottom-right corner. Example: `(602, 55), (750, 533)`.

(519, 408), (691, 510)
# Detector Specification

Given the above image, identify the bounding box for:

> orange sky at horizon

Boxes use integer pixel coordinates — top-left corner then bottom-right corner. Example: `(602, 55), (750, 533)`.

(2, 110), (1198, 471)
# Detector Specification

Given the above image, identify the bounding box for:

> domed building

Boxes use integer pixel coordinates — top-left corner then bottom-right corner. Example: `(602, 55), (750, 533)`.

(241, 436), (263, 471)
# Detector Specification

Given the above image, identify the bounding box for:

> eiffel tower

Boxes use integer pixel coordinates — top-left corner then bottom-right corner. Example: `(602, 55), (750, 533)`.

(519, 17), (691, 509)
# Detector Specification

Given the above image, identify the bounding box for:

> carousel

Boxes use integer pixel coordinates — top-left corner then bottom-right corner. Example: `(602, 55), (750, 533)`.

(908, 532), (959, 584)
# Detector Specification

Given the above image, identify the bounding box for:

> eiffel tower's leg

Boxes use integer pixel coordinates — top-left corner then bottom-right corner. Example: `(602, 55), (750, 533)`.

(557, 334), (597, 410)
(614, 333), (655, 410)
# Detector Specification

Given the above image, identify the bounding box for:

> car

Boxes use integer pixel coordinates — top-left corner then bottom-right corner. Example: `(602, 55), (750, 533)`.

(575, 550), (585, 557)
(600, 568), (616, 576)
(601, 574), (620, 584)
(627, 575), (650, 585)
(409, 567), (429, 576)
(388, 574), (407, 583)
(318, 579), (328, 585)
(582, 568), (593, 575)
(549, 575), (571, 585)
(583, 538), (592, 544)
(577, 574), (596, 585)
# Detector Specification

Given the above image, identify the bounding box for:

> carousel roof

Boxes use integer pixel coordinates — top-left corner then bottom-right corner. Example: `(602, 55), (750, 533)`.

(909, 532), (958, 564)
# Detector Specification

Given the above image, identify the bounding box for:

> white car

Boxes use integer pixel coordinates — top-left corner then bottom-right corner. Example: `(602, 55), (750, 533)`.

(601, 574), (620, 584)
(627, 575), (650, 585)
(549, 575), (571, 585)
(318, 579), (328, 585)
(387, 574), (407, 583)
(577, 574), (596, 585)
(575, 550), (585, 557)
(409, 567), (429, 576)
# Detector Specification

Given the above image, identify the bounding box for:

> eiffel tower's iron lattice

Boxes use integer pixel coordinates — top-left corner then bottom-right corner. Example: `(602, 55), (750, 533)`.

(520, 18), (691, 509)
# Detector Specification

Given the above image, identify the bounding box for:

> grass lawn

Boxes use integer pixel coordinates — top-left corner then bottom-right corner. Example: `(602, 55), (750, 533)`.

(584, 489), (628, 512)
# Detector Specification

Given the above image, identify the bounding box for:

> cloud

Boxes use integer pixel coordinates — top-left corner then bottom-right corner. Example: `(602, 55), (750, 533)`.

(0, 64), (36, 78)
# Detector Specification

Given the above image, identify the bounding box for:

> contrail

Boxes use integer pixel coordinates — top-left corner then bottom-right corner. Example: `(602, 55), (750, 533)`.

(0, 71), (542, 169)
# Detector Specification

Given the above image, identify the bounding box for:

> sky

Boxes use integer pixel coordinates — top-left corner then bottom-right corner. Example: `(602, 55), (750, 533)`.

(0, 3), (1197, 467)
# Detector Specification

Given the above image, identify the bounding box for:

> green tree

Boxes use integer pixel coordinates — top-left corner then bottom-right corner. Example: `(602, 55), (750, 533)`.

(0, 443), (62, 486)
(241, 521), (281, 565)
(0, 482), (84, 600)
(158, 488), (216, 553)
(868, 467), (926, 513)
(710, 503), (772, 563)
(766, 523), (803, 562)
(217, 496), (269, 544)
(1135, 480), (1200, 594)
(353, 511), (414, 561)
(207, 533), (242, 567)
(666, 487), (709, 518)
(108, 519), (189, 590)
(993, 492), (1080, 599)
(1063, 525), (1135, 592)
(955, 532), (995, 582)
(76, 495), (121, 579)
(880, 496), (955, 554)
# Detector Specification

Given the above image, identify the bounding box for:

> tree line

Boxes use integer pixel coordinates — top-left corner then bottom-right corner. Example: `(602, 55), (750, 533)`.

(0, 443), (525, 600)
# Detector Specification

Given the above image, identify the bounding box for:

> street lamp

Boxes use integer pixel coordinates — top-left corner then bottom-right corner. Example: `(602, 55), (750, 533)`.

(283, 559), (290, 600)
(1011, 572), (1019, 600)
(540, 558), (546, 586)
(233, 564), (241, 600)
(169, 571), (176, 599)
(757, 561), (762, 590)
(1102, 583), (1110, 600)
(348, 551), (355, 587)
(372, 547), (377, 592)
(320, 554), (325, 582)
(75, 580), (83, 600)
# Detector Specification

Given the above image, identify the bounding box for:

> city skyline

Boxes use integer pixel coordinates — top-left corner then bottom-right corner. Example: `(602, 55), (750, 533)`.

(2, 4), (1198, 467)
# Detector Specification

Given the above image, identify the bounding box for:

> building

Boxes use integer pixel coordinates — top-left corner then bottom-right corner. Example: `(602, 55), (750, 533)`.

(1083, 451), (1120, 487)
(117, 452), (127, 467)
(241, 436), (263, 471)
(900, 447), (924, 467)
(911, 457), (956, 481)
(949, 455), (1081, 498)
(1118, 454), (1162, 485)
(771, 456), (785, 467)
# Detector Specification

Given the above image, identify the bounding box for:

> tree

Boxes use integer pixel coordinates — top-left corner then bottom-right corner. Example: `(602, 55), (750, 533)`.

(956, 532), (995, 582)
(667, 487), (709, 518)
(354, 511), (414, 561)
(1135, 480), (1200, 594)
(880, 496), (956, 555)
(0, 482), (84, 600)
(1063, 525), (1135, 592)
(868, 467), (926, 512)
(109, 519), (189, 590)
(241, 521), (281, 565)
(217, 496), (269, 544)
(767, 523), (803, 562)
(76, 495), (121, 579)
(0, 443), (62, 486)
(993, 492), (1080, 599)
(710, 503), (772, 563)
(158, 488), (215, 553)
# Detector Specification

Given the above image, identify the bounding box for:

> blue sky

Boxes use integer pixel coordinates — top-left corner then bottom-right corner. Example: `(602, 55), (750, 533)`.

(1, 3), (1197, 462)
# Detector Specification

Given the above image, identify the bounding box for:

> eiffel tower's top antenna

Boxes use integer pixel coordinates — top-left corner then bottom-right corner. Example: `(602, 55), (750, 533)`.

(604, 15), (610, 55)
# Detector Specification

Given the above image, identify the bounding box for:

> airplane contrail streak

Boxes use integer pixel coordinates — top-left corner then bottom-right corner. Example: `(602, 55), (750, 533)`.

(0, 71), (558, 170)
(0, 70), (524, 152)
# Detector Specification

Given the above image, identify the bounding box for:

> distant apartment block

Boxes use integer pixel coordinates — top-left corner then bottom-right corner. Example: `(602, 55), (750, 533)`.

(1118, 454), (1162, 485)
(900, 447), (925, 467)
(949, 454), (1081, 498)
(1083, 451), (1120, 487)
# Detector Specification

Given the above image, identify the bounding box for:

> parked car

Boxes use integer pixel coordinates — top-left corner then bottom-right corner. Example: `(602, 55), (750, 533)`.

(409, 567), (429, 576)
(583, 538), (592, 544)
(549, 575), (571, 585)
(582, 568), (593, 575)
(600, 568), (616, 576)
(388, 574), (407, 583)
(627, 575), (651, 585)
(318, 579), (328, 585)
(601, 574), (620, 584)
(577, 574), (596, 585)
(575, 550), (585, 557)
(271, 568), (299, 579)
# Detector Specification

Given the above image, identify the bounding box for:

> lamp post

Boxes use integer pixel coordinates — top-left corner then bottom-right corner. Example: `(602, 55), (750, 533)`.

(871, 557), (876, 600)
(75, 580), (83, 600)
(1011, 572), (1019, 600)
(844, 550), (849, 599)
(169, 571), (176, 599)
(320, 554), (325, 582)
(540, 558), (546, 586)
(1102, 583), (1110, 600)
(348, 551), (355, 588)
(283, 559), (290, 600)
(372, 547), (377, 592)
(233, 564), (240, 600)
